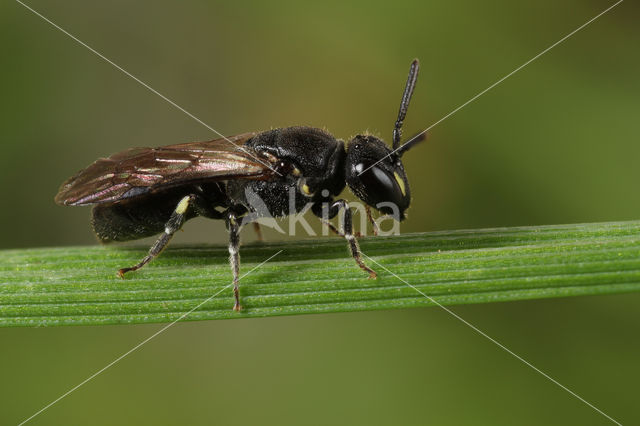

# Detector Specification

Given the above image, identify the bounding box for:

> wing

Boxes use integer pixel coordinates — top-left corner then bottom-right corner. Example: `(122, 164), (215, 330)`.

(55, 133), (275, 206)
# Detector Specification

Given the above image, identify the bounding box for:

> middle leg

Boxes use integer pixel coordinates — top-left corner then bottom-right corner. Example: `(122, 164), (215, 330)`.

(252, 222), (264, 242)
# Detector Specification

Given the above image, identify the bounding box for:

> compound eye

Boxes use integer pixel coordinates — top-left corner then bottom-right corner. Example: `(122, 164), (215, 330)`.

(360, 165), (405, 208)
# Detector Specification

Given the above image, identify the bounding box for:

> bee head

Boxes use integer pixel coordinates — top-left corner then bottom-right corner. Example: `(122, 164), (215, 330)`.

(345, 135), (411, 221)
(344, 58), (425, 222)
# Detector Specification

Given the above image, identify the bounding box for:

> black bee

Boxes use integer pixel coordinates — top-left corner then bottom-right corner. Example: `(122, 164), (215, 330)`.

(55, 59), (425, 311)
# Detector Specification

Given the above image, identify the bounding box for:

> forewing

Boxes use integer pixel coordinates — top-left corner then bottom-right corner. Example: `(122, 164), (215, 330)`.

(55, 133), (273, 206)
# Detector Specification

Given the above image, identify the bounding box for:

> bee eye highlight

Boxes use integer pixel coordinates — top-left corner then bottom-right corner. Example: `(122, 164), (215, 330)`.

(360, 166), (404, 207)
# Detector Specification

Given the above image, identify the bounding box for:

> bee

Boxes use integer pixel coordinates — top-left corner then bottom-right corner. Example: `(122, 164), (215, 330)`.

(55, 59), (425, 311)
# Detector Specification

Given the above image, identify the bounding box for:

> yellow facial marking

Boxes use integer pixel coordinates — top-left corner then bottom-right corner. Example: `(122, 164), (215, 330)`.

(292, 168), (301, 177)
(175, 196), (190, 215)
(394, 172), (406, 197)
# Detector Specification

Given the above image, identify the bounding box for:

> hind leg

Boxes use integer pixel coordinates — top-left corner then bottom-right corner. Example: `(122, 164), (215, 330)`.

(118, 195), (195, 277)
(226, 210), (243, 311)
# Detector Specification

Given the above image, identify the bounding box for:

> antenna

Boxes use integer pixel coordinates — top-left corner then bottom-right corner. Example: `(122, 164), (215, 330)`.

(392, 59), (420, 150)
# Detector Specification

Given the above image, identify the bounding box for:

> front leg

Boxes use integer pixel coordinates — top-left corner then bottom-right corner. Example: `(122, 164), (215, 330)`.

(320, 220), (363, 238)
(226, 211), (242, 311)
(365, 206), (379, 236)
(314, 200), (377, 279)
(312, 201), (362, 238)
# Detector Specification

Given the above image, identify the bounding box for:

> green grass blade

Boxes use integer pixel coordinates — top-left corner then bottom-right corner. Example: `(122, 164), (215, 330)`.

(1, 220), (639, 327)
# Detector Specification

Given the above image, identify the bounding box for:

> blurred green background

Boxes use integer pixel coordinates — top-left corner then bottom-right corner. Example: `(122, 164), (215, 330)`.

(1, 0), (639, 424)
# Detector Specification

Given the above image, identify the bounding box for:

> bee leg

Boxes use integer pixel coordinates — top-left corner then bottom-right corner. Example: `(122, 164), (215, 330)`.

(312, 203), (363, 238)
(226, 211), (242, 311)
(118, 195), (194, 278)
(323, 221), (342, 236)
(317, 200), (376, 279)
(365, 206), (379, 236)
(252, 222), (264, 242)
(318, 220), (363, 238)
